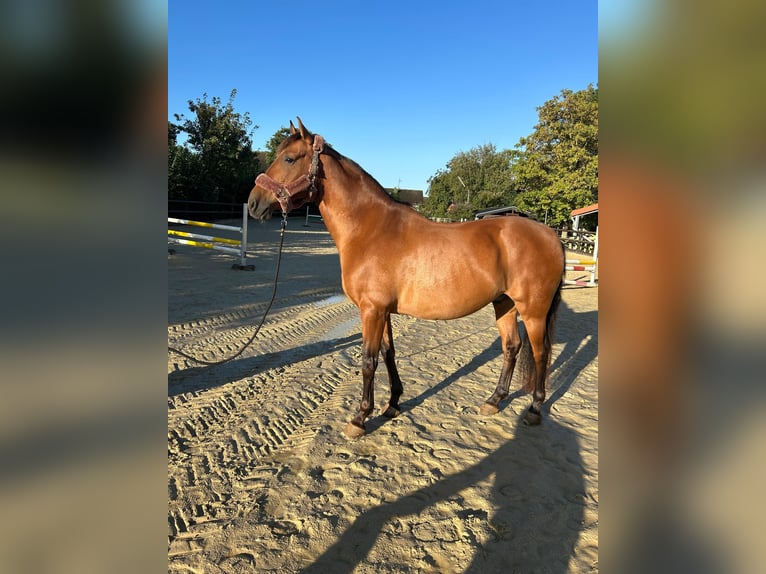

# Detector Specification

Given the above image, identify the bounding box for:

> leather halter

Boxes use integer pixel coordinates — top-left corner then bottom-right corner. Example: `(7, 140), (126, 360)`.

(255, 134), (325, 214)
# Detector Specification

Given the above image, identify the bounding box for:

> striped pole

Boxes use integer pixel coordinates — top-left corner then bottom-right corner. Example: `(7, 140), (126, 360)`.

(168, 204), (254, 270)
(563, 279), (593, 287)
(566, 265), (596, 272)
(167, 237), (241, 255)
(167, 217), (241, 232)
(564, 258), (597, 286)
(168, 229), (241, 245)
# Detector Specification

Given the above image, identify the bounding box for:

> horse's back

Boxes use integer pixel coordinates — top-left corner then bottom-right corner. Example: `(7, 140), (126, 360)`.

(433, 216), (562, 268)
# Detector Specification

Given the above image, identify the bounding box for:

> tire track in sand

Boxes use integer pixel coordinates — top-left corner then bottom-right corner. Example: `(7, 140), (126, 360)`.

(168, 293), (365, 540)
(168, 287), (346, 367)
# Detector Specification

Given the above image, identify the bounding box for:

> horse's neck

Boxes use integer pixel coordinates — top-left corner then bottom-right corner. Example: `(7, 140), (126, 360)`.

(318, 155), (410, 245)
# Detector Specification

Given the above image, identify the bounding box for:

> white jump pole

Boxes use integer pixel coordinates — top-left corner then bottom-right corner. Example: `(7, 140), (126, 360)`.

(232, 203), (254, 270)
(590, 226), (598, 286)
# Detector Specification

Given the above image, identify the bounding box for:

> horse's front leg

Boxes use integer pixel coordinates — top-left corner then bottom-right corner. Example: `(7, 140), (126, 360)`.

(344, 306), (386, 439)
(380, 313), (403, 418)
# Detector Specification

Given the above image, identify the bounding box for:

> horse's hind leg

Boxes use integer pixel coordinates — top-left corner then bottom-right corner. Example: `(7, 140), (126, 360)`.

(480, 296), (521, 415)
(519, 280), (561, 425)
(344, 306), (386, 439)
(380, 313), (403, 418)
(522, 316), (551, 426)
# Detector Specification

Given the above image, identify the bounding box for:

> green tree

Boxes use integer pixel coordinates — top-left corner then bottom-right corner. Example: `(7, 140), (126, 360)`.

(264, 126), (292, 165)
(168, 121), (201, 201)
(423, 143), (517, 220)
(513, 85), (598, 227)
(169, 89), (260, 204)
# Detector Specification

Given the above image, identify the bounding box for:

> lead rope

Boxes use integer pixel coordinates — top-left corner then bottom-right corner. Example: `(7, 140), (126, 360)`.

(168, 212), (289, 367)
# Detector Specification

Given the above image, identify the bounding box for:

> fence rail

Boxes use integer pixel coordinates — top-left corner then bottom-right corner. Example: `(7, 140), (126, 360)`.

(556, 228), (597, 256)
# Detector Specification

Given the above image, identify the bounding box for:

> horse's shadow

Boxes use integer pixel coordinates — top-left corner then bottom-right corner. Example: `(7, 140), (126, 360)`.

(545, 299), (598, 412)
(301, 411), (586, 573)
(300, 299), (596, 572)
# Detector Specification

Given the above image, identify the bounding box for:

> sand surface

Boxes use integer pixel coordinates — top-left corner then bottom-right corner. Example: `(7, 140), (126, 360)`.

(168, 216), (598, 573)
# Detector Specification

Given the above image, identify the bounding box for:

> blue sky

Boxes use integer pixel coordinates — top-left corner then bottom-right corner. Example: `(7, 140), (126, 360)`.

(169, 0), (597, 193)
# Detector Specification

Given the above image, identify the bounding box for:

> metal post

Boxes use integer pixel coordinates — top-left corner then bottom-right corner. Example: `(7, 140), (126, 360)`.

(240, 203), (248, 267)
(589, 226), (599, 286)
(231, 203), (255, 270)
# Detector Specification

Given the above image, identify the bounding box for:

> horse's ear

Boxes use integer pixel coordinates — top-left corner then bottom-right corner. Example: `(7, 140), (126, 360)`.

(289, 120), (297, 135)
(296, 117), (310, 140)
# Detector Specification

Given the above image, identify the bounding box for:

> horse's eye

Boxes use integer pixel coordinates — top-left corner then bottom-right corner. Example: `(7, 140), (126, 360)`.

(283, 156), (295, 165)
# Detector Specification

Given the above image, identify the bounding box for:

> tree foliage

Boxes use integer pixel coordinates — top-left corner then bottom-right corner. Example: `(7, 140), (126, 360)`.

(513, 85), (598, 227)
(422, 86), (598, 227)
(168, 121), (200, 201)
(422, 144), (518, 220)
(168, 90), (260, 205)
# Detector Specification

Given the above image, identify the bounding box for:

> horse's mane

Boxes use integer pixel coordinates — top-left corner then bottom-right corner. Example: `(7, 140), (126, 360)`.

(278, 132), (417, 209)
(325, 142), (418, 208)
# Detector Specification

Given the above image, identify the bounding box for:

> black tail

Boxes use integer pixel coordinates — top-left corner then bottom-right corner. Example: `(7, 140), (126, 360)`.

(518, 280), (562, 393)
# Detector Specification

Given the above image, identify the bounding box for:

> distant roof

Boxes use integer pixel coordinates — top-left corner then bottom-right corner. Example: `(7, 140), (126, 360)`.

(571, 203), (598, 217)
(385, 188), (424, 205)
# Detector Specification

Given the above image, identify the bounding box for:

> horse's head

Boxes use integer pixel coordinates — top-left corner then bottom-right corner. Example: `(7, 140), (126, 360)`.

(248, 117), (324, 221)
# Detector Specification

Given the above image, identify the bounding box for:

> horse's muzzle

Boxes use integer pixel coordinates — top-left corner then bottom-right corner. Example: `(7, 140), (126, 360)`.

(248, 196), (275, 221)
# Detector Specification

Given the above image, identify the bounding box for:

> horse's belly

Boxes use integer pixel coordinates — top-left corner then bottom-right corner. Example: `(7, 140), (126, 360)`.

(396, 281), (496, 320)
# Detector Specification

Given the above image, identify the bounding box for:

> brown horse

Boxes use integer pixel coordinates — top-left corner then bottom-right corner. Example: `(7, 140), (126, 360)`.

(248, 118), (564, 438)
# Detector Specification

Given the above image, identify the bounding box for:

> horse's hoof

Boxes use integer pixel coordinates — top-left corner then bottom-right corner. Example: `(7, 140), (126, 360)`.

(382, 405), (401, 418)
(344, 422), (366, 439)
(523, 409), (542, 425)
(479, 403), (499, 416)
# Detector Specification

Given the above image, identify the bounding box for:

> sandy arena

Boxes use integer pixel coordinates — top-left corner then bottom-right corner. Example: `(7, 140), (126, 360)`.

(168, 216), (598, 573)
